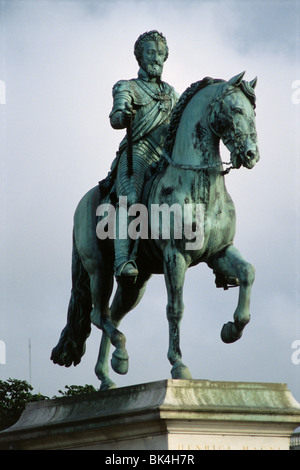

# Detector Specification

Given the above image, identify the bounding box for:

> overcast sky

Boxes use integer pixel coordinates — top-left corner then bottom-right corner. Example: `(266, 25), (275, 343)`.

(0, 0), (299, 407)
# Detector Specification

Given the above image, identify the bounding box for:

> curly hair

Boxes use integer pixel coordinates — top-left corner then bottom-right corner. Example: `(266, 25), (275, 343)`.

(134, 30), (169, 64)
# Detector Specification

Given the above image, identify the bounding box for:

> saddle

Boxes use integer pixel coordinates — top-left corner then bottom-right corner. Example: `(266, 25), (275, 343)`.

(98, 153), (119, 204)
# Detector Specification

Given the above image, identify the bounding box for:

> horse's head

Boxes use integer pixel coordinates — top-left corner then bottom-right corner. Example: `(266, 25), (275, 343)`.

(209, 72), (260, 170)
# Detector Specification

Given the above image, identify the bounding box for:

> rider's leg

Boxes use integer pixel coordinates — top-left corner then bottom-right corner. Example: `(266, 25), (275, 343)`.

(114, 153), (139, 279)
(114, 204), (139, 278)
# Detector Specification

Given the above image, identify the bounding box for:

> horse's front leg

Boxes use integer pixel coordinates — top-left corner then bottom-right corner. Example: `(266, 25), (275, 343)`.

(95, 271), (151, 388)
(208, 244), (255, 343)
(94, 332), (116, 391)
(86, 258), (128, 382)
(163, 248), (192, 379)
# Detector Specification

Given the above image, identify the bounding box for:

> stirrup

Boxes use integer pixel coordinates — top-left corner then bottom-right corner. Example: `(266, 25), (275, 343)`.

(116, 260), (138, 280)
(214, 271), (239, 290)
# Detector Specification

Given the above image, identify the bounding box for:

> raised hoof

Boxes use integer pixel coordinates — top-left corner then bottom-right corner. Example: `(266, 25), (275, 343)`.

(111, 348), (129, 375)
(171, 362), (192, 379)
(221, 321), (243, 344)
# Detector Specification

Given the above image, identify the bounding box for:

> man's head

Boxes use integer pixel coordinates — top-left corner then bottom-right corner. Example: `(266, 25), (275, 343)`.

(134, 31), (169, 79)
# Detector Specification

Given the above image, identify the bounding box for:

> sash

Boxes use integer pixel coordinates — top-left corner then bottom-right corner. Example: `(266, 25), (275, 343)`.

(118, 80), (175, 154)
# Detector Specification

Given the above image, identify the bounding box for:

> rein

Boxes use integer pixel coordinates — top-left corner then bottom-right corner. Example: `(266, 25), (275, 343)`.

(162, 149), (233, 175)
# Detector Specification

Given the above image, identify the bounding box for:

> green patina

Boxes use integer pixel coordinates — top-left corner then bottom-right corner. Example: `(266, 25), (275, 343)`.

(51, 32), (260, 390)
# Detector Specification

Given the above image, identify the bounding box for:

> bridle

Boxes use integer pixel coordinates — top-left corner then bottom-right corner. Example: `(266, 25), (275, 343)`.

(162, 84), (256, 175)
(161, 86), (235, 174)
(208, 85), (257, 168)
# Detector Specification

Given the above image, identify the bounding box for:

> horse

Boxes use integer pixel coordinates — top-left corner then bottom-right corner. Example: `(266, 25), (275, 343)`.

(51, 72), (260, 390)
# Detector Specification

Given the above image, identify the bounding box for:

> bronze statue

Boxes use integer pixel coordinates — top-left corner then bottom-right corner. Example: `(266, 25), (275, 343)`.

(51, 31), (260, 391)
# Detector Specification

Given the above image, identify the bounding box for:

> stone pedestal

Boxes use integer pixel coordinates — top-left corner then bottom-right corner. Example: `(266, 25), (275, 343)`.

(1, 379), (300, 450)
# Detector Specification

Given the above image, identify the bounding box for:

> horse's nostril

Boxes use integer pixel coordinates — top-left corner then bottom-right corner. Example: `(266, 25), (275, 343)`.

(246, 150), (255, 160)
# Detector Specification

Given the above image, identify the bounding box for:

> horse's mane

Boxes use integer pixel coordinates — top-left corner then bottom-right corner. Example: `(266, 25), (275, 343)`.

(163, 76), (256, 158)
(164, 77), (224, 157)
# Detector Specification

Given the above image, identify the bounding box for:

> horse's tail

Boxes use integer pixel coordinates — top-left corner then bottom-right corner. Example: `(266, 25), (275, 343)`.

(51, 232), (92, 367)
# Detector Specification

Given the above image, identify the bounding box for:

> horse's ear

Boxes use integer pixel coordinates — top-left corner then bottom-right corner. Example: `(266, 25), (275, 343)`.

(250, 77), (257, 89)
(228, 71), (246, 87)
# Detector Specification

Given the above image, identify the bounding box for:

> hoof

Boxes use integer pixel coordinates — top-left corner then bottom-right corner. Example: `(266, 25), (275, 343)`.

(100, 378), (117, 391)
(111, 348), (129, 375)
(221, 321), (243, 344)
(171, 361), (192, 379)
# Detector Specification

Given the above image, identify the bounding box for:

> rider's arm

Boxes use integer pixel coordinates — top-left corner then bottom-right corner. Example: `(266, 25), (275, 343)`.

(109, 81), (135, 129)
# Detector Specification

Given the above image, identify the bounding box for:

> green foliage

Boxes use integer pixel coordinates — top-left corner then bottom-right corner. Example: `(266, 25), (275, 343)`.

(0, 379), (98, 431)
(0, 378), (49, 431)
(54, 384), (97, 398)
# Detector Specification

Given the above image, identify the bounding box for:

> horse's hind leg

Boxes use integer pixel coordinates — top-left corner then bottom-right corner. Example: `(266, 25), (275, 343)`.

(208, 244), (255, 343)
(164, 249), (192, 379)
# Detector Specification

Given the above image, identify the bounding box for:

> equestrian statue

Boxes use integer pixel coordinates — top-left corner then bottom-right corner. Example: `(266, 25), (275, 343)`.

(51, 31), (260, 390)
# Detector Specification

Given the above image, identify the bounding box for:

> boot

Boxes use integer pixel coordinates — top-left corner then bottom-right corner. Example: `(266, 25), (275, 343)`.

(114, 237), (138, 279)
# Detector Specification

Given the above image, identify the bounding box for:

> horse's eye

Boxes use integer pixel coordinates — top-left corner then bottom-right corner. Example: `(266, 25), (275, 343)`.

(234, 107), (244, 114)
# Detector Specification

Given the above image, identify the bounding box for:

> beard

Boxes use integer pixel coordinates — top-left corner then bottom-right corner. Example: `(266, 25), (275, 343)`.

(144, 63), (163, 78)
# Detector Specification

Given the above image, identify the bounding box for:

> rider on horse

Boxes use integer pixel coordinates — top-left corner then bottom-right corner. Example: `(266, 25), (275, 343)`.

(101, 31), (179, 279)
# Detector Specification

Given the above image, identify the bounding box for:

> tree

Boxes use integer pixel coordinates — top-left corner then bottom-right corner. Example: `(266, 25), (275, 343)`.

(54, 384), (97, 398)
(0, 378), (49, 431)
(0, 379), (98, 431)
